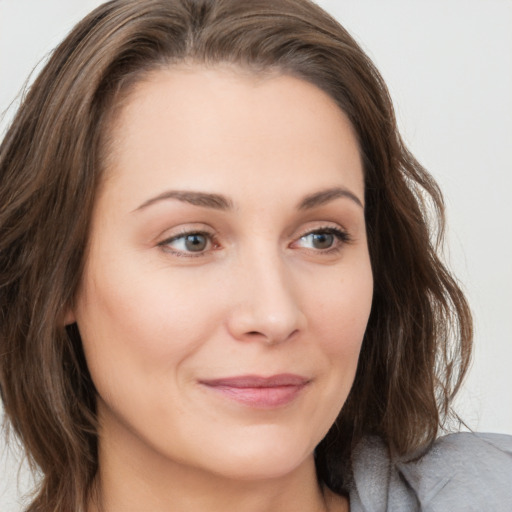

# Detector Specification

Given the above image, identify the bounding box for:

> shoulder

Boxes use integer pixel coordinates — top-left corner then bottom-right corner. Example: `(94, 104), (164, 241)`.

(348, 432), (512, 512)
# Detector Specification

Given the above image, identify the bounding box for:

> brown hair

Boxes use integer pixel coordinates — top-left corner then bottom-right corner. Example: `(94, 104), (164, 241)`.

(0, 0), (472, 510)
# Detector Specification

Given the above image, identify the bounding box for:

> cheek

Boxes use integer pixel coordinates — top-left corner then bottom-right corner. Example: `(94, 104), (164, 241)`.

(291, 263), (372, 443)
(305, 258), (373, 415)
(309, 264), (373, 354)
(75, 254), (222, 394)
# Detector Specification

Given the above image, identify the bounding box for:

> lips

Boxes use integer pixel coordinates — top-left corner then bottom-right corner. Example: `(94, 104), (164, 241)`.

(199, 374), (310, 408)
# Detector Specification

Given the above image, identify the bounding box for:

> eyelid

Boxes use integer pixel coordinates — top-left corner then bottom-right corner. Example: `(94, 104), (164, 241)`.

(155, 221), (353, 259)
(291, 224), (352, 252)
(157, 227), (219, 258)
(294, 222), (351, 240)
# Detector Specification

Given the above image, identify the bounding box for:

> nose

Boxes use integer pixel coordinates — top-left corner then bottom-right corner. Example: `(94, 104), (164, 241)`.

(226, 250), (307, 345)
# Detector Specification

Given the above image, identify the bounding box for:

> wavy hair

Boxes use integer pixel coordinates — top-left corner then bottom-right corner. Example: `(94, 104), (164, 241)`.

(0, 0), (472, 510)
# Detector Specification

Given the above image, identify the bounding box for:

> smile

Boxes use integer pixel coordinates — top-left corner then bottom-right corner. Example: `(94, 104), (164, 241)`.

(199, 374), (310, 409)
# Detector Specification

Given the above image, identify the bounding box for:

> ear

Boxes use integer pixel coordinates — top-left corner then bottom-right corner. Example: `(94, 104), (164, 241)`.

(63, 308), (77, 326)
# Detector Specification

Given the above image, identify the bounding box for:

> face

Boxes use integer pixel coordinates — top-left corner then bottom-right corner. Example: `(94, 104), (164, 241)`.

(71, 66), (373, 482)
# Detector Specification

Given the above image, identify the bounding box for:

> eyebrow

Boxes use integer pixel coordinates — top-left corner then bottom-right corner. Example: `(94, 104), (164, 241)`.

(297, 187), (363, 210)
(134, 185), (363, 213)
(134, 190), (234, 212)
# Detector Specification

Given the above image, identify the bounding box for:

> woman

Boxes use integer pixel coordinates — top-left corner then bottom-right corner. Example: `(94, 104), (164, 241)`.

(0, 0), (511, 511)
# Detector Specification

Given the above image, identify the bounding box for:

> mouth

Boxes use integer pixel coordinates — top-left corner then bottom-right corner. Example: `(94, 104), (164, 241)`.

(198, 374), (310, 409)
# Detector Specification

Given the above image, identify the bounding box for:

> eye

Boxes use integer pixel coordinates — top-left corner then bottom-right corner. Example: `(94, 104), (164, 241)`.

(294, 227), (350, 252)
(159, 230), (216, 256)
(301, 232), (335, 249)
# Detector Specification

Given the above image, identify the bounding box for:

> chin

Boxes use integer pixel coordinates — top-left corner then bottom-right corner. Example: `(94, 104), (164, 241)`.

(193, 428), (316, 482)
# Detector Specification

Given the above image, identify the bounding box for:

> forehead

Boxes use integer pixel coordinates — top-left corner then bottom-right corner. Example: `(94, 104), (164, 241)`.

(101, 65), (364, 208)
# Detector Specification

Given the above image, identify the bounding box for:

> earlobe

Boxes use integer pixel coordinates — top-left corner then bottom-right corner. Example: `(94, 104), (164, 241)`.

(63, 308), (76, 326)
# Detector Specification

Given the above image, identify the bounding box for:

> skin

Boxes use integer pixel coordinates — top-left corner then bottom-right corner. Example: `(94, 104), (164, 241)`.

(70, 65), (373, 512)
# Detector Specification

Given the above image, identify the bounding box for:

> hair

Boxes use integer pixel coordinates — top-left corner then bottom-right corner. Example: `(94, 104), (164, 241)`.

(0, 0), (472, 510)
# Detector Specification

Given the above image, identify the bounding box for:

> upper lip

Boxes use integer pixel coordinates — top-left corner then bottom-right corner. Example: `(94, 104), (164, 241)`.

(199, 374), (310, 388)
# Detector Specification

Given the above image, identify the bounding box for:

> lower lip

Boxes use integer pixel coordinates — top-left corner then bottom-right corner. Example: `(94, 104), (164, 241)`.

(202, 384), (307, 408)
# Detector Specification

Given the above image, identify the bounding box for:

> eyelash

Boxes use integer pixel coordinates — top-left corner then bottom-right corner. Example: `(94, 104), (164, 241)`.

(158, 226), (352, 258)
(294, 226), (352, 254)
(158, 229), (219, 258)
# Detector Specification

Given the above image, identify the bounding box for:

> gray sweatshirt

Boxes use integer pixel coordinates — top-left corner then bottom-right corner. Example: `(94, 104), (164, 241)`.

(347, 432), (512, 511)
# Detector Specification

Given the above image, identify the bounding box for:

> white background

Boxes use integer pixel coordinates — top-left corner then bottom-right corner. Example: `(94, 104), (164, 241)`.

(1, 0), (511, 509)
